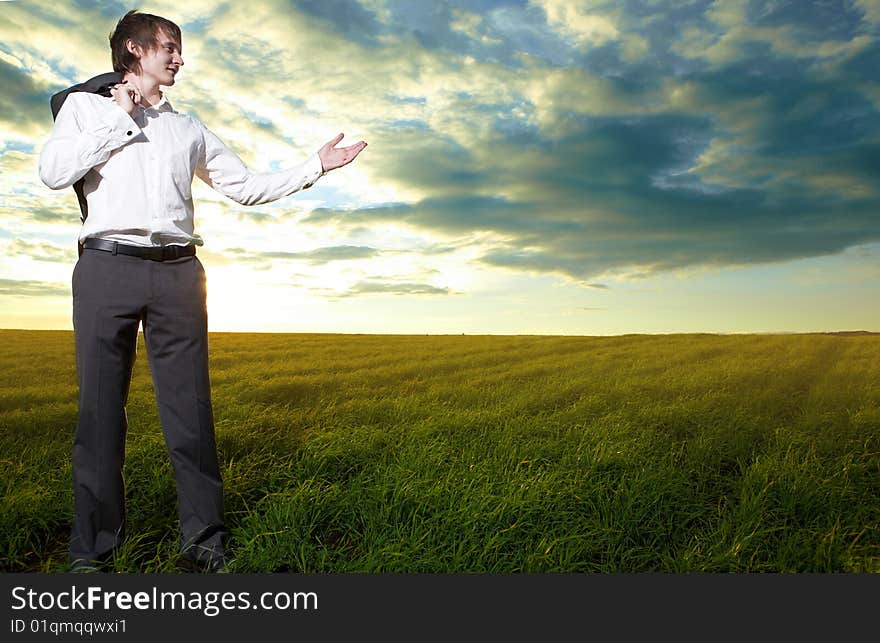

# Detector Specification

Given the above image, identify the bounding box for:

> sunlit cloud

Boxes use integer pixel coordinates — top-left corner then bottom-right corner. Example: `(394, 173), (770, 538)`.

(334, 279), (455, 297)
(4, 238), (76, 263)
(0, 278), (69, 298)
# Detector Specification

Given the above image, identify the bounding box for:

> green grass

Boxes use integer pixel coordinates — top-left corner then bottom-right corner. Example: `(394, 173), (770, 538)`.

(0, 329), (878, 573)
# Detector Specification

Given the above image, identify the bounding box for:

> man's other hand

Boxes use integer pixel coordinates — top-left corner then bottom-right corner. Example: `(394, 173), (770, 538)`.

(318, 133), (367, 173)
(110, 81), (141, 115)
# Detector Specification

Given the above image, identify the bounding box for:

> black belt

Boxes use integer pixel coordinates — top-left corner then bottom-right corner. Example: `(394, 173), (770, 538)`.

(81, 238), (196, 261)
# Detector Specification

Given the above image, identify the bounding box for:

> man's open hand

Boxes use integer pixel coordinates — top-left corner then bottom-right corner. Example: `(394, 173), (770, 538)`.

(318, 133), (367, 173)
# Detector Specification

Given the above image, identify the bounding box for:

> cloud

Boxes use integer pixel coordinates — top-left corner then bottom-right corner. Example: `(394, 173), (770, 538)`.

(4, 238), (75, 263)
(668, 0), (871, 65)
(0, 279), (68, 297)
(0, 58), (54, 136)
(226, 244), (381, 264)
(303, 194), (558, 234)
(302, 97), (880, 283)
(287, 0), (385, 47)
(0, 189), (80, 224)
(857, 0), (880, 23)
(0, 1), (119, 90)
(531, 0), (620, 50)
(339, 279), (454, 297)
(0, 148), (36, 175)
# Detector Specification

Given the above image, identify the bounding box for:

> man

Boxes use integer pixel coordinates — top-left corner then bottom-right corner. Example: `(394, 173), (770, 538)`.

(38, 9), (366, 572)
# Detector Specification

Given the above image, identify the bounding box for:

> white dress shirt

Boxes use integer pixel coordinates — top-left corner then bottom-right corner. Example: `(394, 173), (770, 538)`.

(39, 91), (325, 247)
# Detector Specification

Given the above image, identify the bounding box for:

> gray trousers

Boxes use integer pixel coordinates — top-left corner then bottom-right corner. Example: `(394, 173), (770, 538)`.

(69, 248), (226, 566)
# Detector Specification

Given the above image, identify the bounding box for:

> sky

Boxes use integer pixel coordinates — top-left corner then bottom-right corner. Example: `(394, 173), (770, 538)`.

(1, 0), (878, 335)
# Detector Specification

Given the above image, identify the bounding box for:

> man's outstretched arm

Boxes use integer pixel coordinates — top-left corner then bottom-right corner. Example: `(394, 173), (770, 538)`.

(195, 125), (367, 206)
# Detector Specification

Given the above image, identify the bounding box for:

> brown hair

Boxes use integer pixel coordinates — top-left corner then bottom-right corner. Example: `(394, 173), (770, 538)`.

(109, 9), (182, 74)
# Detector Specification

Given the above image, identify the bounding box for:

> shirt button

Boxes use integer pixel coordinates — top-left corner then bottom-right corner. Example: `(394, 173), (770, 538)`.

(126, 130), (132, 136)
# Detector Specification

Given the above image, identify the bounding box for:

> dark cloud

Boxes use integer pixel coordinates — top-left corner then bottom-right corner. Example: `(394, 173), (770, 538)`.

(566, 1), (870, 87)
(383, 2), (464, 50)
(0, 59), (53, 133)
(746, 0), (864, 41)
(226, 245), (380, 264)
(287, 0), (384, 47)
(479, 4), (576, 66)
(682, 47), (880, 238)
(72, 0), (128, 19)
(353, 1), (575, 68)
(26, 205), (79, 223)
(304, 194), (582, 238)
(842, 40), (880, 82)
(391, 7), (880, 281)
(448, 0), (528, 11)
(304, 94), (880, 281)
(0, 279), (68, 297)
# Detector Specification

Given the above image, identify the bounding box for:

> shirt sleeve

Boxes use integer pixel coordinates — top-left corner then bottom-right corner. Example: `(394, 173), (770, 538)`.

(194, 122), (325, 206)
(38, 93), (140, 190)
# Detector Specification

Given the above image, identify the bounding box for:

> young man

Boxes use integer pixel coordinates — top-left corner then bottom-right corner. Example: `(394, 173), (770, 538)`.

(39, 10), (366, 572)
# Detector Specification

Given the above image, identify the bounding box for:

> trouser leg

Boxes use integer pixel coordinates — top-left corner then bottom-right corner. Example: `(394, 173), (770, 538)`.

(68, 251), (143, 566)
(142, 255), (226, 562)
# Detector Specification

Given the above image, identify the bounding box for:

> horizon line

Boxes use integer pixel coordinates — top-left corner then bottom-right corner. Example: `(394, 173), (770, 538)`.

(1, 328), (877, 337)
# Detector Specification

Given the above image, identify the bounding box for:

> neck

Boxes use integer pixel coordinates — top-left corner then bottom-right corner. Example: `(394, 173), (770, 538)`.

(122, 72), (163, 106)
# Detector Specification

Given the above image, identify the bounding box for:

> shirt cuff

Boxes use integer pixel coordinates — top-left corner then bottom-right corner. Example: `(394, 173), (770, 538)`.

(302, 152), (325, 189)
(97, 105), (140, 146)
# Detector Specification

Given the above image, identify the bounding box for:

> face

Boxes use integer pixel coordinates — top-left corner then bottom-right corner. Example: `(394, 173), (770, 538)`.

(130, 30), (184, 86)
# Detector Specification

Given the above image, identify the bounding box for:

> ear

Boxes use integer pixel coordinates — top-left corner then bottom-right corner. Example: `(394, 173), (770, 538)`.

(125, 38), (141, 57)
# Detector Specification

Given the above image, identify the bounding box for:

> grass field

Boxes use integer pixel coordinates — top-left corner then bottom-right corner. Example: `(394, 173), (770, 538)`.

(0, 329), (878, 573)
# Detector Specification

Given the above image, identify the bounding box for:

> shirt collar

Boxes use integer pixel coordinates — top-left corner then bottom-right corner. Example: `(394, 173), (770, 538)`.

(143, 93), (174, 113)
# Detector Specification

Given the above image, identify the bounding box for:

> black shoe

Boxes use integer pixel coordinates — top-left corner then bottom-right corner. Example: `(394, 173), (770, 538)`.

(178, 553), (229, 574)
(68, 552), (112, 573)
